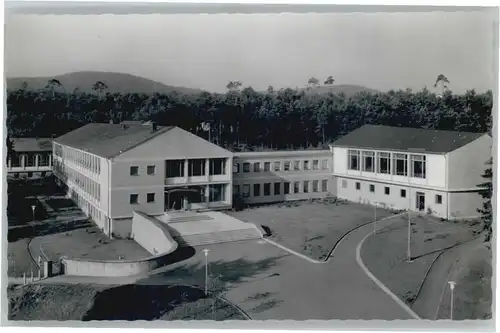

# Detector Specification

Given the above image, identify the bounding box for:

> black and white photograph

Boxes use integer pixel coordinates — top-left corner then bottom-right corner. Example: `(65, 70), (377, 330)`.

(2, 2), (497, 326)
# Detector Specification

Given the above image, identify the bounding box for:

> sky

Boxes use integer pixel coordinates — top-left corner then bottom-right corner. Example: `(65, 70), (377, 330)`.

(4, 11), (497, 93)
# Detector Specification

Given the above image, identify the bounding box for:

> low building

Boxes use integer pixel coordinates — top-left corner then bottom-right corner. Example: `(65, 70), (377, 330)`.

(233, 150), (334, 204)
(331, 124), (492, 220)
(52, 121), (233, 238)
(7, 137), (53, 178)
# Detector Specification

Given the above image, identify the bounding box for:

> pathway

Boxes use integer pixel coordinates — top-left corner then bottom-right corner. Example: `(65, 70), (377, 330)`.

(411, 236), (484, 320)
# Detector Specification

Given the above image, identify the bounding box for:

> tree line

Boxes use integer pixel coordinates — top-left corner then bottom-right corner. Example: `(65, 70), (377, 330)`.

(6, 79), (493, 151)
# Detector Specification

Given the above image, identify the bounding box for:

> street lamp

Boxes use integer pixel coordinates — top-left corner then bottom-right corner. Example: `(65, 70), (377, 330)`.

(373, 202), (378, 234)
(407, 179), (412, 262)
(202, 248), (210, 296)
(31, 205), (36, 222)
(448, 281), (456, 320)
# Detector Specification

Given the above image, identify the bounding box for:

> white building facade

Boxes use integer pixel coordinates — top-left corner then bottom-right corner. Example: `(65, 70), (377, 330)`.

(233, 150), (334, 204)
(331, 125), (491, 220)
(53, 122), (234, 238)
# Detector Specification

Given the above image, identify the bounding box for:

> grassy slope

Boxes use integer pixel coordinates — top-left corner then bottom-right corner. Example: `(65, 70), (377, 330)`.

(7, 283), (246, 321)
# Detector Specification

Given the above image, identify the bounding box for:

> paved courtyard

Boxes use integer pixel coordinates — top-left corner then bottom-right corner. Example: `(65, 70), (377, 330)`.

(227, 200), (395, 260)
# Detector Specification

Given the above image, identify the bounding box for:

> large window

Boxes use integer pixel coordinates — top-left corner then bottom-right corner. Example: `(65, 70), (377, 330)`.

(393, 153), (408, 176)
(11, 153), (21, 167)
(362, 151), (375, 172)
(274, 182), (281, 195)
(312, 160), (319, 170)
(322, 180), (328, 192)
(253, 162), (261, 172)
(26, 154), (36, 167)
(264, 162), (271, 172)
(233, 163), (240, 173)
(303, 160), (310, 170)
(293, 161), (300, 171)
(303, 181), (309, 193)
(284, 182), (290, 194)
(377, 152), (391, 174)
(312, 180), (319, 192)
(209, 184), (226, 202)
(284, 161), (291, 171)
(410, 155), (426, 178)
(209, 158), (226, 175)
(147, 193), (155, 203)
(243, 163), (250, 173)
(166, 160), (184, 178)
(348, 150), (360, 170)
(274, 161), (281, 172)
(321, 159), (328, 170)
(188, 159), (206, 176)
(38, 153), (50, 167)
(253, 184), (261, 197)
(264, 183), (271, 196)
(294, 181), (300, 193)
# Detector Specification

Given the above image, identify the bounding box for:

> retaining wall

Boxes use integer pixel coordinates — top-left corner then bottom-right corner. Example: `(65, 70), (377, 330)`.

(131, 211), (177, 255)
(61, 212), (178, 277)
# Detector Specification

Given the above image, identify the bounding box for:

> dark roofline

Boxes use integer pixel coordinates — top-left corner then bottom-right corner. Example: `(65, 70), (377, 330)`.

(53, 125), (175, 159)
(330, 144), (450, 154)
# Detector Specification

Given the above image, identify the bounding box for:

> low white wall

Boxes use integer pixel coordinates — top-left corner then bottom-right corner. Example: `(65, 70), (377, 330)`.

(131, 211), (178, 255)
(61, 212), (179, 277)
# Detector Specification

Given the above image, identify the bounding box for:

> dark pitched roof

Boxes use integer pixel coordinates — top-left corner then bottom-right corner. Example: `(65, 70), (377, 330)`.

(53, 123), (174, 158)
(332, 125), (486, 154)
(12, 138), (53, 152)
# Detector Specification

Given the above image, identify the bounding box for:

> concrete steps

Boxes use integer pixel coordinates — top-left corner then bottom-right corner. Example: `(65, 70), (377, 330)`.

(167, 214), (213, 223)
(172, 228), (261, 247)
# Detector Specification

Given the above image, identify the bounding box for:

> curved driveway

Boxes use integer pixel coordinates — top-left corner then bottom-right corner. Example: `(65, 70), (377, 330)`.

(141, 214), (416, 320)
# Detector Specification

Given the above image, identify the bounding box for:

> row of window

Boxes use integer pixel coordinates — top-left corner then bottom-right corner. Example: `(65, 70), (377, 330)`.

(9, 152), (51, 168)
(130, 192), (156, 204)
(234, 158), (329, 174)
(54, 161), (101, 202)
(165, 158), (227, 178)
(70, 189), (102, 223)
(348, 150), (426, 179)
(234, 179), (329, 197)
(56, 144), (101, 175)
(130, 165), (156, 176)
(341, 179), (443, 204)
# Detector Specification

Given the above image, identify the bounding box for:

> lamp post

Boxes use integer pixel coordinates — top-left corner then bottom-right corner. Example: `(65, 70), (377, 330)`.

(31, 205), (36, 222)
(407, 177), (412, 262)
(373, 202), (378, 234)
(202, 249), (210, 296)
(448, 281), (456, 320)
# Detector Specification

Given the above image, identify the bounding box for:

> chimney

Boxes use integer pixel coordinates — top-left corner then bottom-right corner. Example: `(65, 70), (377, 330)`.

(109, 119), (113, 124)
(152, 121), (158, 132)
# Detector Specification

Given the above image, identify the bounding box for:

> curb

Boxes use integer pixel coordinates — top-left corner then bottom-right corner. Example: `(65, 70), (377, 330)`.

(255, 212), (406, 265)
(412, 234), (483, 313)
(356, 221), (421, 320)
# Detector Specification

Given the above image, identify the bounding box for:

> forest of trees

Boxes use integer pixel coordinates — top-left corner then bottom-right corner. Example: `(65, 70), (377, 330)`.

(6, 80), (493, 151)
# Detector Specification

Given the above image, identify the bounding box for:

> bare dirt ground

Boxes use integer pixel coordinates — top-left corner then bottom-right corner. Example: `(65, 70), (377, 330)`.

(227, 199), (395, 260)
(361, 213), (483, 308)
